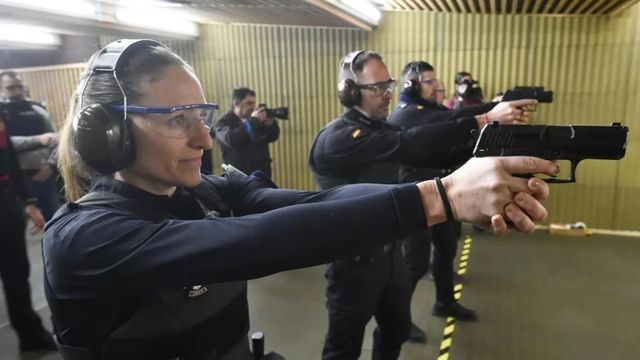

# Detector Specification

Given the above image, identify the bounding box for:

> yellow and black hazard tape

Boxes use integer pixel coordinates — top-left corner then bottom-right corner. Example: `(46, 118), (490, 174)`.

(437, 235), (473, 360)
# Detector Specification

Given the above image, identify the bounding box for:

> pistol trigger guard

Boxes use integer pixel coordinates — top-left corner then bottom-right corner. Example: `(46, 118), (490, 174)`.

(569, 161), (579, 183)
(544, 160), (578, 183)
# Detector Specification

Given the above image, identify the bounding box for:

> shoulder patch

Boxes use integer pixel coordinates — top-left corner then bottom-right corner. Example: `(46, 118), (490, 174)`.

(351, 128), (362, 138)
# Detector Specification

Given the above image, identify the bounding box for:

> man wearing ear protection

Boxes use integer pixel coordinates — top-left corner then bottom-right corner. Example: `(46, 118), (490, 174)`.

(309, 51), (497, 359)
(310, 53), (537, 358)
(387, 61), (535, 336)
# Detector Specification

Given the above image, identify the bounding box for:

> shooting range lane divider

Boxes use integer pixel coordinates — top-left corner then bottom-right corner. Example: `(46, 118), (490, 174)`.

(437, 235), (473, 360)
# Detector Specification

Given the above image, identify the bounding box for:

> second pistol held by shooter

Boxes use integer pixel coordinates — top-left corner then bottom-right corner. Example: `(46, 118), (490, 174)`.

(473, 122), (628, 183)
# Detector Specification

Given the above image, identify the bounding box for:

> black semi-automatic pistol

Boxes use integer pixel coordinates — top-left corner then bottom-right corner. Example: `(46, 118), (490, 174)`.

(473, 122), (628, 183)
(502, 86), (554, 103)
(501, 86), (553, 111)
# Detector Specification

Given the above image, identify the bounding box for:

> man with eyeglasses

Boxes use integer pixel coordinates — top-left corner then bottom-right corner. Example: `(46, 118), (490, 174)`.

(387, 61), (535, 338)
(214, 87), (280, 179)
(0, 70), (61, 221)
(309, 51), (509, 360)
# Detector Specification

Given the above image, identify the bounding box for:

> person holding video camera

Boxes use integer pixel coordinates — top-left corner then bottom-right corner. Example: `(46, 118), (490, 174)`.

(444, 71), (485, 110)
(214, 87), (280, 178)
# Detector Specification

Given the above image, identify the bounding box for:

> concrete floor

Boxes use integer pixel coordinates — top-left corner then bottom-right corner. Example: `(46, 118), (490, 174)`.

(1, 225), (639, 359)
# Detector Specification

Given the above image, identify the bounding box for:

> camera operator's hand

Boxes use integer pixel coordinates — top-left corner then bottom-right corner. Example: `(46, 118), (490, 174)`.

(252, 106), (268, 123)
(417, 157), (557, 235)
(32, 164), (54, 182)
(477, 99), (536, 127)
(25, 204), (45, 234)
(35, 132), (58, 147)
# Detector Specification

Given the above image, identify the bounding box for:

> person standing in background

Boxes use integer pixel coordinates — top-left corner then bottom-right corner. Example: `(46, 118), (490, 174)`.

(0, 112), (55, 352)
(214, 87), (280, 178)
(1, 71), (61, 220)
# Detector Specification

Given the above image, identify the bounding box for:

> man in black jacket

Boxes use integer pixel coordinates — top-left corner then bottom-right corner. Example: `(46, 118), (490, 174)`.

(214, 87), (280, 178)
(1, 70), (61, 220)
(387, 60), (533, 336)
(0, 113), (54, 352)
(309, 51), (535, 359)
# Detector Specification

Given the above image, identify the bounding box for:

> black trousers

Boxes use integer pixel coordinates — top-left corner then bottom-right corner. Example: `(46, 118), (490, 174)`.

(0, 188), (44, 338)
(322, 244), (411, 360)
(403, 221), (461, 304)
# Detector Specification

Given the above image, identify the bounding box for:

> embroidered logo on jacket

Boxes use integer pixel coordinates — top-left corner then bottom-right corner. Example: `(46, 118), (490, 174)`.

(184, 285), (208, 298)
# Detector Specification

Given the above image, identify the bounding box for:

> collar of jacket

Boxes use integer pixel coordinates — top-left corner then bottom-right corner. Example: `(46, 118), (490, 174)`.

(399, 93), (448, 110)
(342, 107), (385, 128)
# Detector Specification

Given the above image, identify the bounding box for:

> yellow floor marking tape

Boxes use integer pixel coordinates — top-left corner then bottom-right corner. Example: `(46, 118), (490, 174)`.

(437, 235), (474, 360)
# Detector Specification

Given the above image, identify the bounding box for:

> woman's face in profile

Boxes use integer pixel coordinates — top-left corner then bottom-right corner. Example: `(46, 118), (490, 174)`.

(127, 65), (213, 192)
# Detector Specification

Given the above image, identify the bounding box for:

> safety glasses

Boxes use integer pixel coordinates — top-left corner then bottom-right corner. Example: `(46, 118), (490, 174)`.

(419, 78), (438, 85)
(357, 79), (397, 97)
(109, 103), (219, 139)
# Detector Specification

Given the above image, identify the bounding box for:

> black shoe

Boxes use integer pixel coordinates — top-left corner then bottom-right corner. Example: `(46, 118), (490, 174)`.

(432, 302), (478, 322)
(407, 322), (427, 343)
(19, 329), (57, 352)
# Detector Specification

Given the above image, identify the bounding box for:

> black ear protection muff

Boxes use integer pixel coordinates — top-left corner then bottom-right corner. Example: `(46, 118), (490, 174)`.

(337, 50), (364, 107)
(402, 62), (421, 99)
(73, 39), (166, 175)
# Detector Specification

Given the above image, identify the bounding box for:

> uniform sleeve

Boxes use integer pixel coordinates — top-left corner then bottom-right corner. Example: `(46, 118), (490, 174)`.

(387, 108), (480, 168)
(33, 105), (56, 132)
(10, 135), (44, 152)
(249, 118), (280, 143)
(450, 102), (497, 120)
(311, 118), (478, 172)
(263, 120), (280, 143)
(44, 183), (426, 295)
(214, 114), (251, 148)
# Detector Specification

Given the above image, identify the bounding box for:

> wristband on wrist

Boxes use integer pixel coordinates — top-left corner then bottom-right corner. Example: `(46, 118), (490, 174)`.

(433, 177), (454, 222)
(482, 113), (490, 126)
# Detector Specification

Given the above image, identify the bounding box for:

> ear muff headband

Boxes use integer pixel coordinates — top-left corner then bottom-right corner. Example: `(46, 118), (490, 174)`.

(337, 50), (364, 108)
(402, 62), (421, 99)
(73, 39), (167, 175)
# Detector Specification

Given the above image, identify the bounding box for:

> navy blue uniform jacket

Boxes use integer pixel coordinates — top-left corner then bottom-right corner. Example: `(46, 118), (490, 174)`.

(43, 172), (427, 352)
(309, 107), (482, 189)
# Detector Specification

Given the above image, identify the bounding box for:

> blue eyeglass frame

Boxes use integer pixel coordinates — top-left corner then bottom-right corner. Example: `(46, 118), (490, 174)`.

(108, 103), (219, 114)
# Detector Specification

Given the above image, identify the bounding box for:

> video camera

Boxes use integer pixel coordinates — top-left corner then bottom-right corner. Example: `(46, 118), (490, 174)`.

(258, 103), (289, 120)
